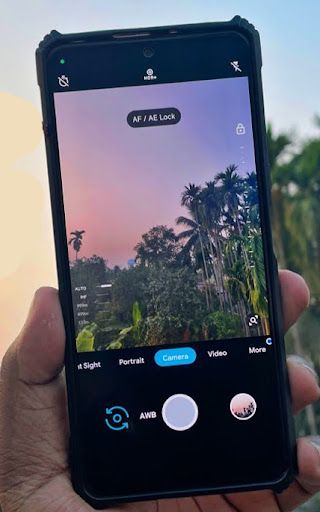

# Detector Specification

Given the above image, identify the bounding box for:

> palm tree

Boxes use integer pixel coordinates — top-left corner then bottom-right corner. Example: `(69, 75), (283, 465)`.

(244, 171), (258, 207)
(200, 181), (228, 309)
(179, 184), (213, 308)
(223, 241), (250, 334)
(215, 164), (244, 235)
(246, 229), (269, 334)
(176, 213), (211, 309)
(216, 165), (255, 288)
(68, 230), (85, 260)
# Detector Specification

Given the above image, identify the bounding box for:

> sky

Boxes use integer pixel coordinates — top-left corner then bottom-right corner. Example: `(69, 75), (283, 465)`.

(0, 0), (319, 357)
(55, 77), (255, 267)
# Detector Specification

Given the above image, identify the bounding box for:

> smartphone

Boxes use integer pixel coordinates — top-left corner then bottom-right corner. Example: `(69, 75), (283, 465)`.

(36, 16), (296, 508)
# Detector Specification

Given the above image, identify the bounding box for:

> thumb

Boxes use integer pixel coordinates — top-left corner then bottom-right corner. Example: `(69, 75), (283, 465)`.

(0, 288), (68, 510)
(5, 287), (65, 385)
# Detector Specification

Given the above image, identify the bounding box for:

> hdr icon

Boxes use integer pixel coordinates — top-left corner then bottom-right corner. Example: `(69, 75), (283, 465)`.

(144, 68), (157, 81)
(140, 411), (157, 420)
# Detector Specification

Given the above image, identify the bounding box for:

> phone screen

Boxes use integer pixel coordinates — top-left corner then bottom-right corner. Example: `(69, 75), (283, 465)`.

(49, 31), (290, 500)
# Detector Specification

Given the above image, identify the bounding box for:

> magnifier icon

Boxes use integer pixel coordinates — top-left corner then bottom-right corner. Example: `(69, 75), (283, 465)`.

(248, 314), (259, 327)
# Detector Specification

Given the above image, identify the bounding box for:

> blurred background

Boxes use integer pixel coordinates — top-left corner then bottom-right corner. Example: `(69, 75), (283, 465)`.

(1, 1), (319, 510)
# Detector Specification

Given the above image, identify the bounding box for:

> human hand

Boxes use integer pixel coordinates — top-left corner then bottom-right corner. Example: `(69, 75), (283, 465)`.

(0, 270), (319, 512)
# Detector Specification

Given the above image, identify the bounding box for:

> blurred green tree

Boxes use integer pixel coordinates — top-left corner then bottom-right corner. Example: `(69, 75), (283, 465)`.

(268, 122), (320, 435)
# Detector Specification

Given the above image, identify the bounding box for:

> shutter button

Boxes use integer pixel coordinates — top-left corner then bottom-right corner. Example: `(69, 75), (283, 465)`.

(162, 394), (198, 431)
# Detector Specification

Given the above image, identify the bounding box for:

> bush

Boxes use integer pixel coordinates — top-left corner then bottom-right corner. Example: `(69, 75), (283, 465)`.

(203, 311), (243, 339)
(142, 314), (186, 346)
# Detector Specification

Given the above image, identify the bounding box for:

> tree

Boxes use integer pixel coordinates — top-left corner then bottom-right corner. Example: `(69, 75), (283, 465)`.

(176, 214), (211, 308)
(215, 165), (244, 235)
(178, 183), (213, 308)
(142, 266), (207, 345)
(284, 138), (320, 294)
(111, 266), (148, 323)
(203, 311), (243, 339)
(176, 168), (268, 327)
(243, 171), (258, 207)
(134, 225), (180, 267)
(68, 230), (85, 260)
(267, 122), (319, 435)
(200, 181), (227, 309)
(267, 123), (293, 268)
(246, 229), (269, 334)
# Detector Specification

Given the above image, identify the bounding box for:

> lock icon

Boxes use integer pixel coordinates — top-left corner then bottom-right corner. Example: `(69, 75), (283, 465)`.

(236, 123), (246, 135)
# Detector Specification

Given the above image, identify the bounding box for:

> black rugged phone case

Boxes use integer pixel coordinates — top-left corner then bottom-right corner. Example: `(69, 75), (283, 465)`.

(36, 16), (297, 508)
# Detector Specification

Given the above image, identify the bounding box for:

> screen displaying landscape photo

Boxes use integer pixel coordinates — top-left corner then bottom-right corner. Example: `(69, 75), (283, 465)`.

(54, 76), (270, 352)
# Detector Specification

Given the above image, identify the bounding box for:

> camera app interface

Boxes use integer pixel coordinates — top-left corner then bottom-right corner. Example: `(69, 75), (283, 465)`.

(54, 76), (284, 497)
(55, 77), (269, 350)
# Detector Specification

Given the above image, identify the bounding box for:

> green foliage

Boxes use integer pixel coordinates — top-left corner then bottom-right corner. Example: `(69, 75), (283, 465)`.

(132, 301), (141, 326)
(269, 123), (320, 308)
(76, 322), (98, 352)
(94, 325), (124, 350)
(107, 341), (123, 350)
(201, 314), (217, 339)
(175, 168), (268, 334)
(142, 314), (185, 346)
(113, 301), (143, 348)
(203, 311), (243, 339)
(134, 225), (181, 267)
(144, 266), (206, 325)
(267, 123), (292, 172)
(115, 326), (132, 345)
(268, 121), (320, 441)
(111, 266), (147, 323)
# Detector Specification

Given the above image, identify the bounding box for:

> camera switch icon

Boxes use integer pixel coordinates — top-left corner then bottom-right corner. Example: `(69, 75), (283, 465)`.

(105, 405), (129, 431)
